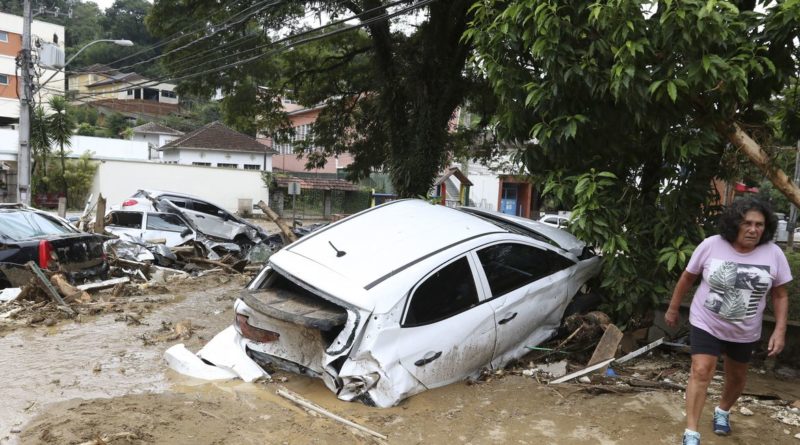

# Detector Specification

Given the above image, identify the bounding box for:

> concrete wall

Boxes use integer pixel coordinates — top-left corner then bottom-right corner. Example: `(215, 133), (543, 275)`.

(69, 135), (149, 161)
(0, 128), (149, 162)
(89, 159), (270, 213)
(161, 147), (271, 170)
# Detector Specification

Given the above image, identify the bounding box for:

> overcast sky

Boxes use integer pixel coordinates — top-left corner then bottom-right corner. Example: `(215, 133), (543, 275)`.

(91, 0), (152, 11)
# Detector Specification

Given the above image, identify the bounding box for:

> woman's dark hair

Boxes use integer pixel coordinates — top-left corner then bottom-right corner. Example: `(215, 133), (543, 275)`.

(718, 197), (777, 245)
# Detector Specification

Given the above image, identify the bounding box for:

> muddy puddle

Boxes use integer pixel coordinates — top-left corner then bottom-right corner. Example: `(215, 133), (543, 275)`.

(0, 277), (243, 442)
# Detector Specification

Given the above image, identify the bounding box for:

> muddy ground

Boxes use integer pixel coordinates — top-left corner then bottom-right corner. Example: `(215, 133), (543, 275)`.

(2, 273), (800, 445)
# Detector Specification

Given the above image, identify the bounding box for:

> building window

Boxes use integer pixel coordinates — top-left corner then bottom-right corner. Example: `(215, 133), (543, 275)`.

(244, 164), (261, 170)
(160, 89), (176, 98)
(192, 162), (211, 166)
(0, 31), (8, 43)
(0, 74), (8, 85)
(274, 123), (315, 155)
(217, 163), (237, 168)
(127, 89), (133, 96)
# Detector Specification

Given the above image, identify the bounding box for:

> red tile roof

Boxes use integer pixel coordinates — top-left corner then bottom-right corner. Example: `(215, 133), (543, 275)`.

(275, 176), (360, 191)
(160, 121), (278, 153)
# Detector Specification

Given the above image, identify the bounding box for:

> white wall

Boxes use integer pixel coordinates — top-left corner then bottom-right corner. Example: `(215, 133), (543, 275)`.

(0, 128), (149, 162)
(69, 135), (149, 160)
(89, 159), (269, 212)
(162, 148), (270, 170)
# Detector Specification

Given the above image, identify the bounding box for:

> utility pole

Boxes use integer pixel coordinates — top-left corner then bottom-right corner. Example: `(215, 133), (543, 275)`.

(16, 0), (32, 205)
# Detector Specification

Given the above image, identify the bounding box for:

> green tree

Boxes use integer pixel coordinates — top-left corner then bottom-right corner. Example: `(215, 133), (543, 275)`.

(30, 106), (52, 195)
(147, 1), (487, 197)
(103, 112), (131, 138)
(467, 0), (800, 321)
(47, 96), (75, 203)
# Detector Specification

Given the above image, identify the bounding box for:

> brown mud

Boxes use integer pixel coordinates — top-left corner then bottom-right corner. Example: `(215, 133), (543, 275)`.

(1, 273), (798, 445)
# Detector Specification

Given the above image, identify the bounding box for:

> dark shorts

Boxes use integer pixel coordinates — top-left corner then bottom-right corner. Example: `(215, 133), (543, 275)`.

(690, 325), (757, 364)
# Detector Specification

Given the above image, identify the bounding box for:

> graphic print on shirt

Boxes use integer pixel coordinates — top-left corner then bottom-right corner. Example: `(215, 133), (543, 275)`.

(705, 259), (771, 321)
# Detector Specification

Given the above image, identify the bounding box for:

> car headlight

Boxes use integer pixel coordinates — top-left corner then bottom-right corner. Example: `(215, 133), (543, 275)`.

(341, 372), (380, 396)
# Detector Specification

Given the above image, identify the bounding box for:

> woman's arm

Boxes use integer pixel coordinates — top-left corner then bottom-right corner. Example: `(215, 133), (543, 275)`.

(665, 271), (700, 328)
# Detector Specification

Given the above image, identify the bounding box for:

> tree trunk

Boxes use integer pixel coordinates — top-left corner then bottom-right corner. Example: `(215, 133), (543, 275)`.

(60, 143), (68, 205)
(725, 123), (800, 207)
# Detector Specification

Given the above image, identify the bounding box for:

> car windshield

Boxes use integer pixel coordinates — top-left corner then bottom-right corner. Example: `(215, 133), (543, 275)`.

(0, 211), (74, 241)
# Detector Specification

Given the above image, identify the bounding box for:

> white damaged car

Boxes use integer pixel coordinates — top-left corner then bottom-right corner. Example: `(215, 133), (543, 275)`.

(229, 199), (601, 407)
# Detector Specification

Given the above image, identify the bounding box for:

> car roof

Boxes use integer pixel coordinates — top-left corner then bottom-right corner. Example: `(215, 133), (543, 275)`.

(135, 189), (208, 202)
(460, 207), (585, 257)
(276, 199), (507, 296)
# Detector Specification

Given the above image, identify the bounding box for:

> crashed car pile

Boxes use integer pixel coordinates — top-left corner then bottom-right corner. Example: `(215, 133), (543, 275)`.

(169, 199), (604, 407)
(0, 191), (318, 326)
(102, 190), (278, 269)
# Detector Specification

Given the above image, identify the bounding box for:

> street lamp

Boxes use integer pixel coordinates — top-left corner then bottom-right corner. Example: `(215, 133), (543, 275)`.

(17, 24), (133, 205)
(61, 39), (134, 69)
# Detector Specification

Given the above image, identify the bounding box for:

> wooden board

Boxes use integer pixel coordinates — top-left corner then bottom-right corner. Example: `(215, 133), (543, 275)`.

(587, 324), (623, 372)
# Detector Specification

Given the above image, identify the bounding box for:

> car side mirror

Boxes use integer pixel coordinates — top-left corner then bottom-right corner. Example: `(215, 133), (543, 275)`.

(181, 228), (192, 237)
(217, 210), (229, 221)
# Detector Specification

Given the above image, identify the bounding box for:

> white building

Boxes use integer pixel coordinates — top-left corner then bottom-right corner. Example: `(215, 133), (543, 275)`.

(159, 121), (276, 171)
(130, 122), (184, 160)
(0, 12), (65, 125)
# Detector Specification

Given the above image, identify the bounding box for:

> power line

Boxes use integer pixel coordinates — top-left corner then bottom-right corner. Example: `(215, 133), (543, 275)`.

(90, 0), (290, 71)
(69, 0), (433, 101)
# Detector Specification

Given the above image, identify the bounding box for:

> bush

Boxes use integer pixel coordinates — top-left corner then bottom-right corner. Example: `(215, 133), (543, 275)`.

(782, 250), (800, 321)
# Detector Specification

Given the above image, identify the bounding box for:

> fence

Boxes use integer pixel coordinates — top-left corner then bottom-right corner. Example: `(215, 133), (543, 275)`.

(276, 189), (371, 221)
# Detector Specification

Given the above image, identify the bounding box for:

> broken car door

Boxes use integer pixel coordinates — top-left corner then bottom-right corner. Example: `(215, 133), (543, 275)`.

(105, 211), (145, 239)
(475, 242), (575, 367)
(181, 199), (242, 241)
(388, 255), (496, 388)
(143, 212), (194, 246)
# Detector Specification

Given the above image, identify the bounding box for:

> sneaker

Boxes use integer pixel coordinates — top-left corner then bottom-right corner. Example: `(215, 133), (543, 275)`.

(713, 408), (732, 435)
(682, 431), (700, 445)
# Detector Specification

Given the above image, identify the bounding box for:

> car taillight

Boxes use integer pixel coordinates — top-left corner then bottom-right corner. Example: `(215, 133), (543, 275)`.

(38, 240), (54, 269)
(235, 314), (280, 343)
(122, 199), (138, 207)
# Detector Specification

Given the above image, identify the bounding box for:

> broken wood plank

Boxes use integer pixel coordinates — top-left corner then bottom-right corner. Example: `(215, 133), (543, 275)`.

(276, 388), (387, 440)
(586, 323), (623, 374)
(94, 194), (106, 234)
(550, 358), (615, 384)
(50, 274), (91, 303)
(257, 200), (298, 244)
(77, 277), (131, 292)
(26, 262), (75, 315)
(186, 257), (241, 274)
(615, 337), (665, 364)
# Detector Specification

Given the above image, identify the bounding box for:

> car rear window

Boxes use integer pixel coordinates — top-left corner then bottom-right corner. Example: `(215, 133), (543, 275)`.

(146, 213), (189, 232)
(0, 211), (74, 240)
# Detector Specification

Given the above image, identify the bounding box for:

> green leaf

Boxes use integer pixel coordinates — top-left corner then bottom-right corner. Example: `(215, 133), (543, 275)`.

(667, 81), (678, 102)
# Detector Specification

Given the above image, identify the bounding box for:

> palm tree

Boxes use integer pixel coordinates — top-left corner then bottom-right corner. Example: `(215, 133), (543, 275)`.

(46, 96), (75, 204)
(30, 106), (51, 195)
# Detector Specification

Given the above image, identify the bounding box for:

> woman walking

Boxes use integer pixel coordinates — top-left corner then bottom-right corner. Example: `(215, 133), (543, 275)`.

(665, 197), (790, 445)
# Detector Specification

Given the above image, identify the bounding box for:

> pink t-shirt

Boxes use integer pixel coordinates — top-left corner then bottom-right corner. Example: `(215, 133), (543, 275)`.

(686, 235), (792, 343)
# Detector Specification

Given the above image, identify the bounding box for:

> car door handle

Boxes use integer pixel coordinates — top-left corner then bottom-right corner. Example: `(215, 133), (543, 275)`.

(414, 351), (442, 366)
(195, 215), (205, 218)
(498, 312), (518, 325)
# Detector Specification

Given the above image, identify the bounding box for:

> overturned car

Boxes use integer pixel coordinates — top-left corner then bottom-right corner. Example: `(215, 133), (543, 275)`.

(229, 199), (601, 407)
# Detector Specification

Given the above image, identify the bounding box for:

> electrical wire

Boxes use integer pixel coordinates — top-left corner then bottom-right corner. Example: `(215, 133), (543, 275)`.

(69, 0), (434, 101)
(75, 0), (285, 73)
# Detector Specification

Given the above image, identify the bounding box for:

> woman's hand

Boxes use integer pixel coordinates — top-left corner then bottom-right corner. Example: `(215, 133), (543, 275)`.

(664, 308), (680, 328)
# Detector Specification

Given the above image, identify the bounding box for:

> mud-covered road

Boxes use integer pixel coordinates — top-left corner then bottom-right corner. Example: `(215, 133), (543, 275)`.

(1, 274), (799, 445)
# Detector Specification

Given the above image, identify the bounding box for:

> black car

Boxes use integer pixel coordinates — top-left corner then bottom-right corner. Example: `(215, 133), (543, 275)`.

(0, 204), (108, 288)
